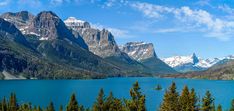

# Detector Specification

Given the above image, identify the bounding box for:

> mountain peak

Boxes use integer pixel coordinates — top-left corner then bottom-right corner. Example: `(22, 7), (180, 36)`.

(120, 41), (157, 61)
(0, 11), (34, 34)
(192, 53), (199, 64)
(64, 17), (90, 29)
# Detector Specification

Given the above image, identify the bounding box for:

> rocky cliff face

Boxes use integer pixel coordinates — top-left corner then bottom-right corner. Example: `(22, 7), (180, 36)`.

(119, 42), (157, 61)
(27, 11), (88, 49)
(0, 11), (34, 34)
(64, 17), (121, 58)
(120, 42), (177, 74)
(0, 18), (29, 46)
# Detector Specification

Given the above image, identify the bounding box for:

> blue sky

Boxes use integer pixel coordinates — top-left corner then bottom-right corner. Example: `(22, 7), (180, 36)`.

(1, 0), (234, 59)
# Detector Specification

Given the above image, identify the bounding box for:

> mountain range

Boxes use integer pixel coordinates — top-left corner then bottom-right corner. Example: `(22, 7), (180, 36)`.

(1, 10), (234, 80)
(162, 53), (234, 73)
(0, 11), (177, 79)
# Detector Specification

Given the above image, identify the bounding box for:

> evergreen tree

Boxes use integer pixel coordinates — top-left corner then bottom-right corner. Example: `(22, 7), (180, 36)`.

(230, 99), (234, 111)
(67, 93), (79, 111)
(105, 92), (114, 110)
(47, 101), (55, 111)
(9, 93), (17, 111)
(201, 91), (214, 111)
(179, 85), (191, 111)
(113, 98), (125, 111)
(189, 88), (198, 111)
(125, 81), (146, 111)
(93, 88), (105, 111)
(160, 82), (180, 111)
(1, 96), (7, 111)
(217, 104), (222, 111)
(60, 105), (63, 111)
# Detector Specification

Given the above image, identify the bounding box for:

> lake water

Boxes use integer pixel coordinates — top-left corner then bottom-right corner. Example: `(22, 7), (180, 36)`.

(0, 77), (234, 111)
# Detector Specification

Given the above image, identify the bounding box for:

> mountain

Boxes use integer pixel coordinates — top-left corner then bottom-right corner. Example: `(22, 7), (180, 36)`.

(64, 17), (151, 75)
(120, 42), (177, 74)
(162, 53), (234, 73)
(0, 11), (126, 79)
(164, 59), (234, 80)
(0, 18), (100, 79)
(64, 17), (122, 57)
(162, 53), (216, 72)
(0, 11), (34, 34)
(27, 11), (89, 49)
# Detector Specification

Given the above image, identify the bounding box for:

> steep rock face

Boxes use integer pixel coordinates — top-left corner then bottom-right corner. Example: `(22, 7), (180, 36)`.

(28, 11), (88, 49)
(78, 28), (122, 57)
(64, 17), (152, 74)
(119, 42), (157, 61)
(0, 11), (34, 34)
(0, 18), (29, 46)
(120, 42), (177, 74)
(65, 17), (121, 57)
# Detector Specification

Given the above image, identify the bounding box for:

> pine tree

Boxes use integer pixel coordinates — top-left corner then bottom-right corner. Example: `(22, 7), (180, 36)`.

(160, 82), (180, 111)
(47, 101), (55, 111)
(60, 105), (63, 111)
(230, 99), (234, 111)
(67, 93), (79, 111)
(9, 93), (17, 111)
(93, 88), (105, 111)
(217, 104), (222, 111)
(179, 85), (191, 111)
(189, 88), (198, 111)
(1, 96), (7, 111)
(105, 92), (114, 110)
(113, 98), (125, 111)
(201, 91), (214, 111)
(125, 81), (146, 111)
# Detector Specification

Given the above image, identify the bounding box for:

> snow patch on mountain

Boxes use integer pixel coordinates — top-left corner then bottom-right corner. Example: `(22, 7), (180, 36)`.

(64, 17), (91, 29)
(162, 54), (234, 72)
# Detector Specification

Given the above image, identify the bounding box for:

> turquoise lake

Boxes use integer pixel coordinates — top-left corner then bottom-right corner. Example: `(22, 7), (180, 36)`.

(0, 77), (234, 111)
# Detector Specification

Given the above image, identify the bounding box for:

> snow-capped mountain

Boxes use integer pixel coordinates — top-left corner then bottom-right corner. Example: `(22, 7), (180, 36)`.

(64, 17), (91, 29)
(162, 53), (215, 72)
(162, 54), (234, 72)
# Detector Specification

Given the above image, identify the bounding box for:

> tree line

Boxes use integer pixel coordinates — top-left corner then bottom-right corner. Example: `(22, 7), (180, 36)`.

(0, 82), (234, 111)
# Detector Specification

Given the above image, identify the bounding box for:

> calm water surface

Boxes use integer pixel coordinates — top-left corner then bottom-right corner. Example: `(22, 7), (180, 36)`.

(0, 77), (234, 111)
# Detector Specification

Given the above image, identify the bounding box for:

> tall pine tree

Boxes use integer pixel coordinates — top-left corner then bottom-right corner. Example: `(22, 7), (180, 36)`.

(217, 104), (222, 111)
(46, 101), (55, 111)
(201, 91), (214, 111)
(67, 93), (80, 111)
(125, 81), (146, 111)
(9, 93), (17, 111)
(230, 99), (234, 111)
(189, 88), (198, 111)
(179, 85), (191, 111)
(93, 88), (105, 111)
(160, 82), (180, 111)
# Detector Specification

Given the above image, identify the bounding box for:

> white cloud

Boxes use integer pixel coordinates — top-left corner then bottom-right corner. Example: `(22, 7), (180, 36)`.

(91, 23), (133, 38)
(131, 2), (174, 19)
(131, 2), (234, 41)
(18, 0), (41, 7)
(154, 28), (184, 33)
(218, 4), (234, 14)
(102, 0), (129, 8)
(0, 0), (10, 6)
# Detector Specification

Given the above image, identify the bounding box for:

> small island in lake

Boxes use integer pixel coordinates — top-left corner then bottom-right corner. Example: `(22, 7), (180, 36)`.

(155, 84), (162, 90)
